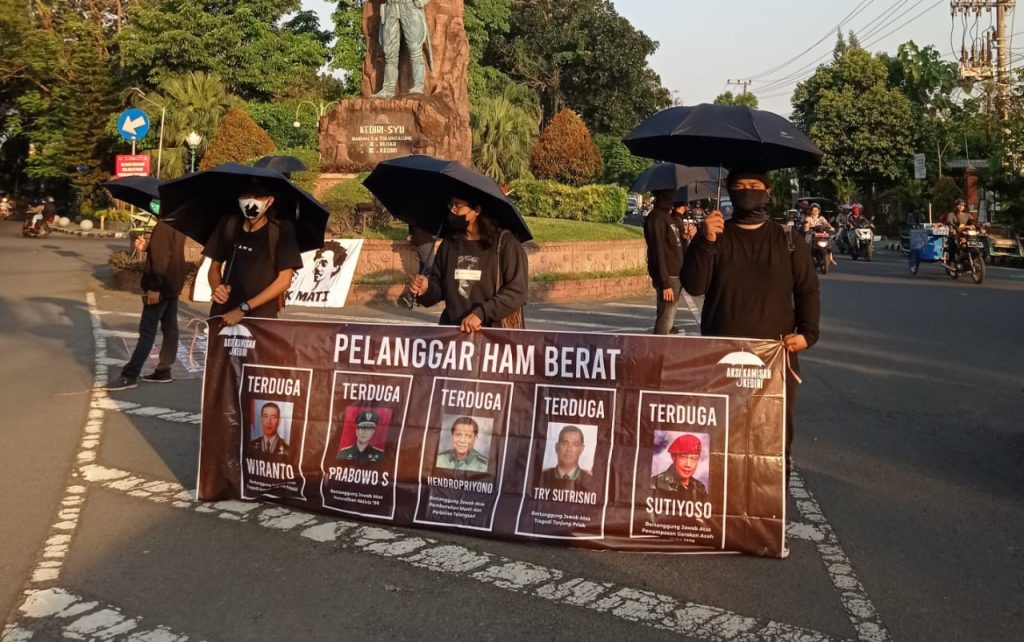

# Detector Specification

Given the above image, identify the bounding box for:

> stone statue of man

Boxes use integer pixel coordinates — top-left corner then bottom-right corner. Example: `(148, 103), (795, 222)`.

(374, 0), (432, 98)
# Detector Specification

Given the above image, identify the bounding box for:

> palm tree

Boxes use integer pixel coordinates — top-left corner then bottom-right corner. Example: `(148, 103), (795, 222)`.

(137, 72), (240, 177)
(471, 90), (540, 185)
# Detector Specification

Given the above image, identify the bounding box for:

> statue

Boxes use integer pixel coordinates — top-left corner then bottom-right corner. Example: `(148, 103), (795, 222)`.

(374, 0), (432, 99)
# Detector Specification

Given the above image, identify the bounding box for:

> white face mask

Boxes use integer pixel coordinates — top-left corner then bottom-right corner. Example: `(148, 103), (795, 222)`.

(239, 198), (268, 220)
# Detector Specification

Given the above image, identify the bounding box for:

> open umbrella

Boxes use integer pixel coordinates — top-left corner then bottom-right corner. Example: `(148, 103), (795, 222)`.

(157, 163), (328, 252)
(102, 176), (163, 214)
(630, 163), (727, 201)
(623, 104), (822, 170)
(363, 155), (532, 243)
(254, 155), (309, 175)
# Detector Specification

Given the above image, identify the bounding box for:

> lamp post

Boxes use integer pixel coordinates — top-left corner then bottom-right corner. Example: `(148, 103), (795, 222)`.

(292, 100), (336, 162)
(185, 131), (203, 173)
(129, 87), (166, 178)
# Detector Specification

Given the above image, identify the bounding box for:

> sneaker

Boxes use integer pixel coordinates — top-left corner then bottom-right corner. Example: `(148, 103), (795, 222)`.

(101, 375), (138, 391)
(141, 370), (173, 383)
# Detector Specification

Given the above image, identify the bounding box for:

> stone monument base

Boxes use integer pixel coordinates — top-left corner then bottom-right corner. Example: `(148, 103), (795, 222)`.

(319, 94), (471, 173)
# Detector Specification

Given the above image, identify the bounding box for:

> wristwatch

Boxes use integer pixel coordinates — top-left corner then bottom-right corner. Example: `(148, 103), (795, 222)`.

(239, 301), (251, 314)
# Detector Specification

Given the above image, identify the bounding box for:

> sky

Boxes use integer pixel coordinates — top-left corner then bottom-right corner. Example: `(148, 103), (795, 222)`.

(302, 0), (1018, 116)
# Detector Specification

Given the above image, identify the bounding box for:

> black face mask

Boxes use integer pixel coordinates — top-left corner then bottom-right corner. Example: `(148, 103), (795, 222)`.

(446, 213), (469, 233)
(728, 189), (770, 224)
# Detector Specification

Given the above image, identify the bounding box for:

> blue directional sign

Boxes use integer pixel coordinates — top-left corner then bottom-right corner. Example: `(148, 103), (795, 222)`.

(117, 108), (150, 141)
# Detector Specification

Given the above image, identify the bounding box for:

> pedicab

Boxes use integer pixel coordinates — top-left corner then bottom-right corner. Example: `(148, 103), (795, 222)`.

(908, 222), (985, 283)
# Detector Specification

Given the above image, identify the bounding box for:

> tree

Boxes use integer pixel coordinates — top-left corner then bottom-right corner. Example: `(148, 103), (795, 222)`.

(118, 0), (329, 100)
(930, 175), (963, 216)
(529, 109), (603, 186)
(331, 0), (367, 97)
(472, 90), (539, 185)
(198, 108), (277, 170)
(713, 91), (759, 109)
(594, 133), (652, 188)
(792, 45), (914, 190)
(484, 0), (670, 135)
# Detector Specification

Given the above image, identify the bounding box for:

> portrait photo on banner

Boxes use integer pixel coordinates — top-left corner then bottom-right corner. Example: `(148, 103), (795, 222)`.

(650, 430), (711, 490)
(335, 406), (392, 455)
(249, 399), (295, 445)
(541, 422), (599, 473)
(434, 413), (495, 473)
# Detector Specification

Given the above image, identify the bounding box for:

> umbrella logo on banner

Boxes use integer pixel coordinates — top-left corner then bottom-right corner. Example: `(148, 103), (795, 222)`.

(718, 352), (770, 390)
(219, 324), (256, 357)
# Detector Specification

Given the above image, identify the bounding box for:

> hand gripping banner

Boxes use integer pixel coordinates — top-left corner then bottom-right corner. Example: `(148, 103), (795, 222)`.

(198, 319), (788, 556)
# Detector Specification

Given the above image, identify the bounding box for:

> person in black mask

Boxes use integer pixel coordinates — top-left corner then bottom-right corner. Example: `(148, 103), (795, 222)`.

(203, 182), (304, 326)
(681, 168), (820, 483)
(408, 192), (528, 332)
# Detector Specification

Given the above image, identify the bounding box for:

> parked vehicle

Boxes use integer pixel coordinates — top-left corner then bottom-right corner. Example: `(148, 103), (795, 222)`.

(982, 223), (1022, 266)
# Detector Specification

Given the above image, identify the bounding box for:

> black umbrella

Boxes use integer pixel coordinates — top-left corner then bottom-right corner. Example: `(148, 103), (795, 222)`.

(630, 163), (726, 194)
(623, 104), (822, 170)
(363, 155), (532, 243)
(102, 176), (163, 214)
(254, 155), (309, 175)
(157, 163), (328, 252)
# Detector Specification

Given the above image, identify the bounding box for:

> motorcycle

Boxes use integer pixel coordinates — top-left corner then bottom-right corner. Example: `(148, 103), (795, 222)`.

(945, 223), (986, 284)
(848, 217), (875, 261)
(22, 205), (51, 238)
(806, 225), (833, 275)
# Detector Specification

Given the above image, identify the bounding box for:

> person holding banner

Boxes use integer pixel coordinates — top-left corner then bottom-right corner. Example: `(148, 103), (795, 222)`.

(408, 193), (527, 333)
(682, 168), (820, 482)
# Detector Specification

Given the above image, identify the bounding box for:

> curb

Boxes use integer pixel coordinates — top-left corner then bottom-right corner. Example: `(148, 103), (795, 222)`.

(53, 227), (128, 239)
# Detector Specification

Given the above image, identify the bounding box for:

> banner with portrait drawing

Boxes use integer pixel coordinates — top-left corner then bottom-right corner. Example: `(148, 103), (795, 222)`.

(193, 239), (363, 307)
(197, 318), (788, 557)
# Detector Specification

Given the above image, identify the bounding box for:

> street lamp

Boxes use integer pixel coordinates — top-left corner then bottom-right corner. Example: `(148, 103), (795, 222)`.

(292, 99), (337, 129)
(129, 87), (167, 179)
(185, 131), (203, 173)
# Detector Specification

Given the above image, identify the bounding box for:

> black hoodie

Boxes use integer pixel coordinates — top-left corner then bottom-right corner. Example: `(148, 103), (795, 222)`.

(643, 208), (684, 289)
(140, 221), (187, 299)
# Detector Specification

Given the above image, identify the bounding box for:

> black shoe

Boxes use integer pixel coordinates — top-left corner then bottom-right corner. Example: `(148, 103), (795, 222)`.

(101, 375), (138, 391)
(141, 370), (173, 383)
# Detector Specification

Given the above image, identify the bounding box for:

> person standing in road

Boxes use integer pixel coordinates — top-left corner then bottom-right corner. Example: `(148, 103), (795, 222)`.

(682, 168), (820, 482)
(102, 221), (187, 390)
(644, 189), (685, 335)
(203, 183), (304, 326)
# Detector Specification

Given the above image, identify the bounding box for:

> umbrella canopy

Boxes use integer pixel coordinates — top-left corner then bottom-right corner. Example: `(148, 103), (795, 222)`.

(630, 163), (727, 195)
(363, 155), (532, 242)
(623, 104), (822, 170)
(157, 163), (328, 252)
(253, 155), (309, 174)
(102, 176), (163, 214)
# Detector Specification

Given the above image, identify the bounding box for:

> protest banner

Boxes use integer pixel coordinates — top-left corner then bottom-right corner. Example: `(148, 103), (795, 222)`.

(199, 318), (788, 556)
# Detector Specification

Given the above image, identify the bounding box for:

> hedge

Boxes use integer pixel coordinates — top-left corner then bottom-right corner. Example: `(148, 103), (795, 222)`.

(321, 173), (384, 235)
(509, 179), (627, 224)
(199, 108), (276, 170)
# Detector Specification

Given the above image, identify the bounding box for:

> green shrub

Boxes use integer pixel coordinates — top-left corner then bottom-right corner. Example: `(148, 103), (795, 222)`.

(245, 102), (318, 149)
(509, 179), (626, 224)
(529, 109), (603, 186)
(322, 173), (379, 235)
(93, 208), (134, 224)
(199, 108), (276, 170)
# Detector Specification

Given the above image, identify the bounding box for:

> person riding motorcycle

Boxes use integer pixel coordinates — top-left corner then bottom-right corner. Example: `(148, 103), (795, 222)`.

(802, 203), (837, 266)
(0, 196), (12, 220)
(945, 198), (973, 266)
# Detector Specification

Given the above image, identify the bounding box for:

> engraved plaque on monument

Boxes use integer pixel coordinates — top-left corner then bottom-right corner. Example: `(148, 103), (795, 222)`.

(319, 0), (472, 173)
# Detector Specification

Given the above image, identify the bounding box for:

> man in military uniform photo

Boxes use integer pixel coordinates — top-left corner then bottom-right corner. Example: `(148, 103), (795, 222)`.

(435, 416), (489, 472)
(249, 402), (290, 459)
(539, 425), (594, 491)
(650, 434), (708, 501)
(337, 410), (386, 463)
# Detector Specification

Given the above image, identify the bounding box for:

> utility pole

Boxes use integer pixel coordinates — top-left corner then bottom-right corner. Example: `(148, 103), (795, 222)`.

(951, 0), (1016, 119)
(726, 79), (753, 96)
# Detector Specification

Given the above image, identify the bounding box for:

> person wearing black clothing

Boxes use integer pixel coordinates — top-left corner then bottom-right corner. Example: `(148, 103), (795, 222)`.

(408, 223), (437, 272)
(102, 221), (187, 390)
(682, 169), (820, 481)
(203, 184), (303, 326)
(408, 194), (527, 332)
(644, 190), (685, 335)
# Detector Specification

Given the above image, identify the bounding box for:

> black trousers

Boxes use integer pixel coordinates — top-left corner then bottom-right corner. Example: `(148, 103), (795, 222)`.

(785, 366), (799, 485)
(122, 297), (179, 378)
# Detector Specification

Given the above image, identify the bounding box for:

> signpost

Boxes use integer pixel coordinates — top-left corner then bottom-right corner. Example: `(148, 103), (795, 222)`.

(914, 153), (926, 180)
(117, 108), (150, 154)
(115, 155), (151, 177)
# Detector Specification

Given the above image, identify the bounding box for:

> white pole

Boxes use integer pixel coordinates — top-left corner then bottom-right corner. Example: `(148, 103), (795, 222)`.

(156, 106), (165, 178)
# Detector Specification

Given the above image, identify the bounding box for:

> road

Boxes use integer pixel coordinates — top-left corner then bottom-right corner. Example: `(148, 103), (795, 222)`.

(1, 222), (1021, 641)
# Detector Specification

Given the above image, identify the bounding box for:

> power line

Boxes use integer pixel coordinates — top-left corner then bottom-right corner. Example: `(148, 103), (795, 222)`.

(747, 0), (876, 79)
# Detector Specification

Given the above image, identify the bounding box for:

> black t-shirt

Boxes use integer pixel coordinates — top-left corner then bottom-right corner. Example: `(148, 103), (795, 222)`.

(418, 233), (528, 326)
(203, 216), (303, 318)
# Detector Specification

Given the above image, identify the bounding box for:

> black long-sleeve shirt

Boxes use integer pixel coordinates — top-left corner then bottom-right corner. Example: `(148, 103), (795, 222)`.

(644, 209), (684, 289)
(419, 232), (528, 326)
(140, 221), (187, 299)
(682, 221), (820, 350)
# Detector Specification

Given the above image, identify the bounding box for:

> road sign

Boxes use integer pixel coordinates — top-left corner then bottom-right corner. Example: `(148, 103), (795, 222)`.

(115, 154), (151, 177)
(914, 153), (926, 180)
(117, 108), (150, 141)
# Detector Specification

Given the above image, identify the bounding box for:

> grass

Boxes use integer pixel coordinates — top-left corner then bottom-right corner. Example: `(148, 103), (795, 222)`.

(350, 217), (643, 243)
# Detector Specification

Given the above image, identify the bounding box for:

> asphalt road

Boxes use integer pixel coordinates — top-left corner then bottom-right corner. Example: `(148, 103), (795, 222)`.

(1, 222), (1021, 641)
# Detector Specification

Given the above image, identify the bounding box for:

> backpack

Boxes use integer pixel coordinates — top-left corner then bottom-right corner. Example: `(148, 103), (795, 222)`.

(220, 215), (286, 311)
